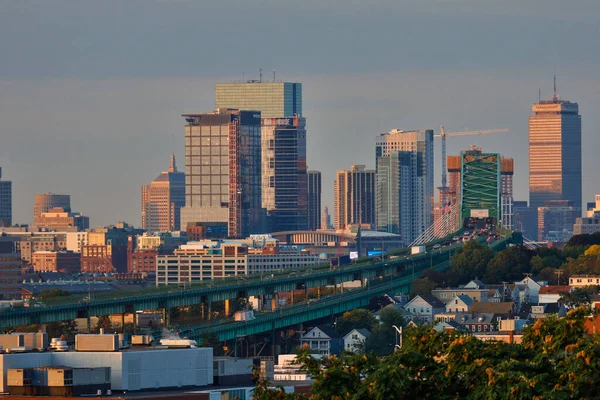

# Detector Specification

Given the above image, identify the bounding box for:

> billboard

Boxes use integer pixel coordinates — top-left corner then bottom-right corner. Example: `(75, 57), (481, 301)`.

(349, 252), (359, 260)
(470, 209), (489, 218)
(367, 250), (383, 257)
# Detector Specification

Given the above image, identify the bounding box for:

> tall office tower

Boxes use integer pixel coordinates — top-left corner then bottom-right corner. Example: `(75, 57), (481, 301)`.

(500, 157), (514, 229)
(215, 80), (302, 118)
(34, 193), (71, 225)
(262, 117), (308, 232)
(375, 129), (434, 240)
(141, 153), (185, 232)
(0, 237), (21, 300)
(307, 170), (322, 231)
(180, 109), (263, 238)
(513, 201), (536, 239)
(0, 168), (12, 227)
(334, 165), (376, 229)
(321, 206), (332, 230)
(529, 80), (582, 238)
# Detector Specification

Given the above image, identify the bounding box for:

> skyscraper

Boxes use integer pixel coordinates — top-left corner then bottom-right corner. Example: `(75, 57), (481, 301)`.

(0, 237), (21, 300)
(180, 109), (263, 238)
(307, 170), (322, 231)
(529, 80), (582, 237)
(262, 117), (308, 232)
(334, 165), (376, 229)
(34, 193), (71, 225)
(375, 129), (434, 242)
(215, 81), (302, 118)
(321, 206), (332, 230)
(0, 167), (12, 227)
(142, 153), (185, 232)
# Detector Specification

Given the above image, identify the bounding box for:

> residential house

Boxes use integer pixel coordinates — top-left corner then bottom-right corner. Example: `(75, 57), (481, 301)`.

(463, 279), (486, 289)
(301, 326), (342, 356)
(509, 283), (530, 311)
(514, 277), (543, 303)
(469, 302), (515, 319)
(499, 318), (529, 332)
(456, 313), (497, 333)
(529, 303), (567, 319)
(433, 320), (466, 333)
(486, 289), (503, 302)
(538, 285), (573, 304)
(431, 287), (489, 303)
(403, 295), (445, 323)
(569, 275), (600, 287)
(445, 294), (473, 313)
(343, 328), (371, 353)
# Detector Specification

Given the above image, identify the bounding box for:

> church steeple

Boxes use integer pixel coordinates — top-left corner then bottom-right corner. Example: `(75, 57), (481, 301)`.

(169, 152), (177, 172)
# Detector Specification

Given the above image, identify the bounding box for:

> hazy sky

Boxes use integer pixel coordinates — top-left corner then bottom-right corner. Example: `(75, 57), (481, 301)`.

(1, 0), (599, 227)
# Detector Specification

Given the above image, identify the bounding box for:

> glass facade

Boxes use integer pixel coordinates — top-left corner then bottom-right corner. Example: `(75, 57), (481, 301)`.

(334, 166), (376, 229)
(375, 130), (434, 242)
(307, 171), (321, 231)
(261, 117), (307, 232)
(183, 110), (263, 238)
(215, 82), (302, 118)
(0, 168), (11, 227)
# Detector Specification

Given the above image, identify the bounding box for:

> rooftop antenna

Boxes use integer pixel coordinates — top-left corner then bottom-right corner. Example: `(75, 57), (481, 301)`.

(259, 68), (263, 83)
(552, 68), (558, 102)
(273, 69), (276, 82)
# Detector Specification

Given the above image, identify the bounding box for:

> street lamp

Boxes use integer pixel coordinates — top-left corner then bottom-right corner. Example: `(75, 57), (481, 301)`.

(392, 325), (403, 351)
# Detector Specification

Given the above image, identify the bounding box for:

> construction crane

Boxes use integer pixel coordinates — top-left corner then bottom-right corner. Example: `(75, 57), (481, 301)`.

(436, 126), (509, 207)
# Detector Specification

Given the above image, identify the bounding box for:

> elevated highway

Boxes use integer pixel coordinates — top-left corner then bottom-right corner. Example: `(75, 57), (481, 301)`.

(0, 232), (521, 332)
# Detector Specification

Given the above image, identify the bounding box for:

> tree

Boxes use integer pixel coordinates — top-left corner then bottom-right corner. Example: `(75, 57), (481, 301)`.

(378, 305), (405, 330)
(335, 309), (377, 335)
(446, 240), (494, 286)
(584, 244), (600, 256)
(96, 315), (112, 332)
(484, 245), (532, 283)
(536, 267), (560, 285)
(201, 332), (224, 356)
(422, 268), (446, 285)
(410, 277), (437, 297)
(559, 287), (595, 308)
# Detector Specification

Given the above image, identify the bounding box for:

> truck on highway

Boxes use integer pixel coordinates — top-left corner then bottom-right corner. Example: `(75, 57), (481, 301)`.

(330, 255), (351, 269)
(411, 246), (426, 255)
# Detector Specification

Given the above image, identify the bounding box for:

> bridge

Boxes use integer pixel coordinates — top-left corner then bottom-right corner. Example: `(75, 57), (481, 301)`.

(0, 231), (521, 335)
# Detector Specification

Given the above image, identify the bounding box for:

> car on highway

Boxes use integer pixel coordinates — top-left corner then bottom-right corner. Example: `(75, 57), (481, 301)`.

(432, 244), (441, 249)
(453, 236), (460, 241)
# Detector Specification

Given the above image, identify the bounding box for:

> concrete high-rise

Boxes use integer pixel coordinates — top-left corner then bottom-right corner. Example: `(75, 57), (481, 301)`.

(262, 117), (308, 232)
(180, 109), (263, 238)
(321, 206), (332, 230)
(34, 193), (71, 225)
(215, 80), (302, 118)
(334, 165), (376, 229)
(0, 167), (12, 227)
(307, 170), (322, 231)
(375, 129), (434, 242)
(529, 82), (582, 238)
(0, 237), (21, 300)
(142, 153), (185, 232)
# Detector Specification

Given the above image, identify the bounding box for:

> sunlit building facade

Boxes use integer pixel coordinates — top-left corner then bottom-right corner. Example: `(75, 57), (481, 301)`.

(215, 81), (302, 118)
(334, 165), (376, 229)
(529, 95), (581, 238)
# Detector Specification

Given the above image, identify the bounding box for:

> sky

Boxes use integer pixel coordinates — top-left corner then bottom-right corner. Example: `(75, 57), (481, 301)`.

(1, 0), (599, 227)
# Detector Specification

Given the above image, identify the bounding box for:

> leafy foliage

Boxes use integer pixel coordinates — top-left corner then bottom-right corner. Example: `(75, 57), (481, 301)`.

(335, 309), (377, 335)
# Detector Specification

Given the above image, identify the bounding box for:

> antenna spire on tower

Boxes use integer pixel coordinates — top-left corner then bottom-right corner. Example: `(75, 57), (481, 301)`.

(552, 68), (558, 102)
(170, 152), (177, 172)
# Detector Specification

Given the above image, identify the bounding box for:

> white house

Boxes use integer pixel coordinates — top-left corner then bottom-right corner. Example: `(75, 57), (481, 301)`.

(301, 326), (341, 356)
(343, 328), (371, 353)
(403, 295), (445, 323)
(445, 294), (473, 313)
(538, 286), (573, 304)
(514, 277), (543, 303)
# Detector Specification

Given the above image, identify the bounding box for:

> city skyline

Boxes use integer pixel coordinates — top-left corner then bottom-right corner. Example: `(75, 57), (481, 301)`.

(1, 1), (600, 226)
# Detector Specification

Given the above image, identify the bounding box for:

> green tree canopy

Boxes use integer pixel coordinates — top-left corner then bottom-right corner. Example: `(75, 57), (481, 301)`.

(409, 277), (437, 297)
(484, 245), (532, 283)
(446, 240), (494, 286)
(335, 309), (377, 335)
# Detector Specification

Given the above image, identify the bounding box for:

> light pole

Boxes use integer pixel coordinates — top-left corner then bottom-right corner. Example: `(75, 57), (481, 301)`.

(392, 325), (403, 351)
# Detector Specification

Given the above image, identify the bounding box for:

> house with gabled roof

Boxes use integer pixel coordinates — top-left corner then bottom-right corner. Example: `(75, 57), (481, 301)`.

(343, 328), (371, 353)
(403, 295), (445, 323)
(445, 294), (473, 313)
(301, 326), (342, 356)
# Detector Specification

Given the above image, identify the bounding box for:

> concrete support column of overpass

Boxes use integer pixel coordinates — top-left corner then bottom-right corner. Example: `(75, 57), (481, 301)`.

(271, 293), (278, 310)
(208, 302), (212, 322)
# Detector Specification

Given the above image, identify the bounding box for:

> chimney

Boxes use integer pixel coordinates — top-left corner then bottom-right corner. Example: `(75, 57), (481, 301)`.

(100, 328), (104, 335)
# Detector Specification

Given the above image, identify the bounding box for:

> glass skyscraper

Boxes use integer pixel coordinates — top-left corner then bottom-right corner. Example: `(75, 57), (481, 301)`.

(0, 168), (11, 227)
(529, 94), (581, 238)
(334, 165), (376, 229)
(180, 109), (263, 238)
(307, 170), (322, 231)
(215, 82), (302, 118)
(261, 117), (308, 232)
(375, 129), (434, 244)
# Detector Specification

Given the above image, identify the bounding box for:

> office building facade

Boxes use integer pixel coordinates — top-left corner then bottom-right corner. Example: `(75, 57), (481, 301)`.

(262, 117), (308, 232)
(321, 206), (332, 230)
(0, 168), (12, 227)
(33, 194), (71, 225)
(529, 92), (582, 238)
(537, 200), (580, 242)
(334, 165), (376, 229)
(307, 170), (322, 231)
(215, 81), (302, 118)
(0, 238), (21, 300)
(142, 153), (185, 232)
(180, 109), (263, 238)
(375, 129), (434, 241)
